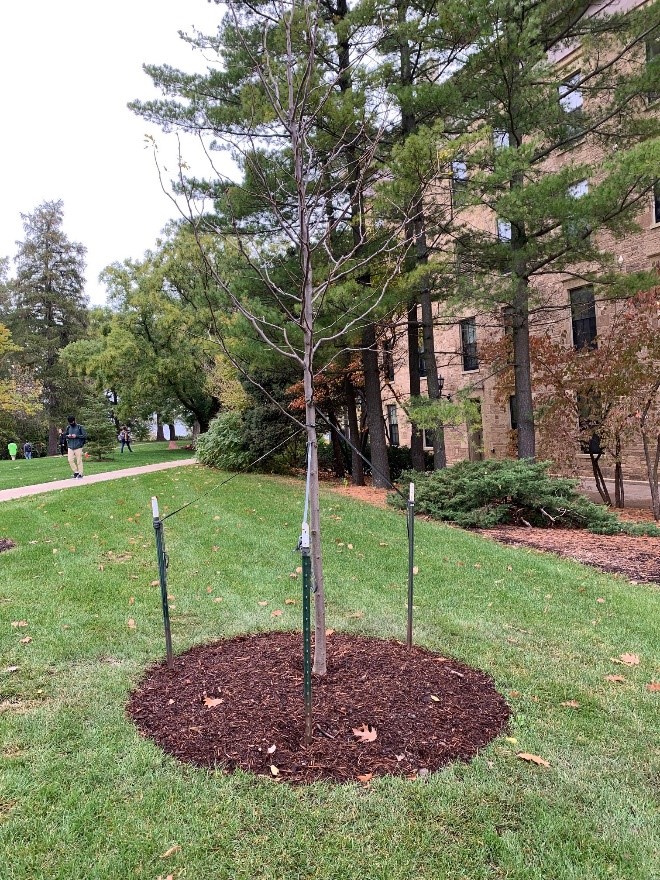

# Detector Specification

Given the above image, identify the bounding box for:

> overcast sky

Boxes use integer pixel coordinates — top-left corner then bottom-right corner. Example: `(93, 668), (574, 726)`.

(0, 0), (232, 305)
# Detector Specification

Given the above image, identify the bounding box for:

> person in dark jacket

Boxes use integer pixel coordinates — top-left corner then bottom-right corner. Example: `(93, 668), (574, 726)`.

(65, 415), (87, 479)
(58, 429), (67, 456)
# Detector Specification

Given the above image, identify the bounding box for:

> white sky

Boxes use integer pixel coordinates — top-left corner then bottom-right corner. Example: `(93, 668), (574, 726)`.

(0, 0), (233, 305)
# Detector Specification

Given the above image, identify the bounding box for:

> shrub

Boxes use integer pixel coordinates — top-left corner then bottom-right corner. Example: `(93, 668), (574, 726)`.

(388, 458), (660, 536)
(195, 412), (252, 471)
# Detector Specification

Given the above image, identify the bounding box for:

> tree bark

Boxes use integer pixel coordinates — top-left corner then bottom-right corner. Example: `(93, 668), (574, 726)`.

(362, 323), (391, 488)
(156, 413), (165, 442)
(589, 451), (612, 506)
(327, 408), (346, 478)
(407, 300), (425, 470)
(168, 423), (177, 441)
(511, 275), (536, 459)
(344, 376), (365, 485)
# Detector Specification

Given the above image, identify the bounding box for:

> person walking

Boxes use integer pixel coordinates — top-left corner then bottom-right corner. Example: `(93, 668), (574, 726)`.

(7, 441), (17, 460)
(58, 429), (67, 456)
(23, 441), (32, 460)
(65, 415), (87, 479)
(118, 426), (133, 453)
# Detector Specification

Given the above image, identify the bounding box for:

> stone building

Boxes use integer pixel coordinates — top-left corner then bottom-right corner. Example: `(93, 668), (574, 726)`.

(381, 9), (659, 482)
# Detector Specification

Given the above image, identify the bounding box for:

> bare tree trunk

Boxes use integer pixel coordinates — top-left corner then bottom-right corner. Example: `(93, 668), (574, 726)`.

(48, 423), (59, 456)
(641, 430), (660, 520)
(168, 423), (177, 441)
(614, 434), (624, 508)
(590, 451), (612, 506)
(156, 414), (165, 442)
(407, 300), (425, 470)
(344, 377), (365, 485)
(192, 420), (201, 442)
(362, 323), (391, 488)
(512, 275), (535, 459)
(327, 408), (345, 478)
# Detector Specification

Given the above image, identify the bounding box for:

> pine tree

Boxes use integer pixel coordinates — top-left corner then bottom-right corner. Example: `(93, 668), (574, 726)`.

(8, 201), (88, 453)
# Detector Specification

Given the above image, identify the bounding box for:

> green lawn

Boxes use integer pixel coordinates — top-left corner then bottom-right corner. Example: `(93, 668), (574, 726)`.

(0, 441), (193, 490)
(0, 466), (658, 880)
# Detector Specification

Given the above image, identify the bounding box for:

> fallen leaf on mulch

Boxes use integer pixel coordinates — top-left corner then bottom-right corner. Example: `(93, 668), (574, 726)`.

(357, 773), (373, 784)
(517, 752), (550, 767)
(203, 696), (224, 708)
(325, 628), (335, 636)
(271, 610), (283, 618)
(19, 636), (32, 644)
(160, 845), (181, 858)
(646, 682), (660, 692)
(352, 723), (377, 743)
(430, 695), (441, 702)
(11, 621), (28, 628)
(270, 765), (280, 777)
(605, 674), (626, 683)
(267, 744), (276, 754)
(561, 700), (580, 708)
(127, 619), (136, 629)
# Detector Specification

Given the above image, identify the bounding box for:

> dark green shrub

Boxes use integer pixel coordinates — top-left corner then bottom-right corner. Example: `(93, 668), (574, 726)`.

(388, 458), (660, 536)
(195, 412), (252, 471)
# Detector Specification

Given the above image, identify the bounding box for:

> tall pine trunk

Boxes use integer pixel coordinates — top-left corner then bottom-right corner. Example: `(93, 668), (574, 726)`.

(362, 323), (391, 487)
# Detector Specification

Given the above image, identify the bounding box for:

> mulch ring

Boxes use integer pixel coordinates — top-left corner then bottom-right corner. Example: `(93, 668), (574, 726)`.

(477, 526), (660, 585)
(127, 631), (511, 785)
(0, 538), (16, 553)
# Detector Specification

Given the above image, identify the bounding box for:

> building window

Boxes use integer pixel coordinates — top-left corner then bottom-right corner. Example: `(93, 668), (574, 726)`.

(653, 181), (660, 225)
(647, 40), (659, 103)
(568, 179), (589, 199)
(570, 286), (597, 349)
(497, 219), (512, 241)
(559, 71), (584, 137)
(451, 159), (468, 208)
(383, 338), (395, 381)
(418, 328), (427, 377)
(509, 395), (518, 430)
(493, 129), (510, 149)
(422, 429), (435, 449)
(387, 405), (400, 447)
(460, 317), (479, 371)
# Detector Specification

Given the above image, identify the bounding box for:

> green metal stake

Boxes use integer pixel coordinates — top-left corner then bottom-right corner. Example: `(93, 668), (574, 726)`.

(406, 482), (415, 649)
(300, 521), (313, 744)
(152, 496), (173, 669)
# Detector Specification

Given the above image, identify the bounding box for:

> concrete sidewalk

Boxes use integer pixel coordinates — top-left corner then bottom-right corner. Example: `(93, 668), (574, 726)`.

(0, 458), (197, 503)
(579, 476), (652, 509)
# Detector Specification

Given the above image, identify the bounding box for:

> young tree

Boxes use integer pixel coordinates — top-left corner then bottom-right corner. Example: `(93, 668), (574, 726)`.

(434, 0), (660, 459)
(132, 0), (409, 674)
(6, 201), (88, 453)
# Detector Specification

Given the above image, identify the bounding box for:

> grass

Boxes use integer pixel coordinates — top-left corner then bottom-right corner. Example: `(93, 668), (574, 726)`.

(0, 465), (658, 879)
(0, 441), (193, 490)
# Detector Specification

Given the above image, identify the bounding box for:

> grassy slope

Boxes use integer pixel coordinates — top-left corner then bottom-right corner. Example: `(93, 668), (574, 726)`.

(0, 467), (658, 880)
(0, 441), (193, 490)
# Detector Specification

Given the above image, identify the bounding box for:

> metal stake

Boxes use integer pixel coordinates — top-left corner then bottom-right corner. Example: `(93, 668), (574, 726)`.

(152, 496), (173, 668)
(300, 521), (313, 744)
(406, 482), (415, 649)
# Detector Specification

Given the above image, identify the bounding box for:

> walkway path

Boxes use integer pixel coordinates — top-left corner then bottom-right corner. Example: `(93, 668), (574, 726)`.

(0, 459), (197, 503)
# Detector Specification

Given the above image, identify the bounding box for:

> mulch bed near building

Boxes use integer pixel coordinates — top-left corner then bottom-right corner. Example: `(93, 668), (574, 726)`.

(127, 632), (511, 785)
(0, 538), (15, 553)
(476, 527), (660, 584)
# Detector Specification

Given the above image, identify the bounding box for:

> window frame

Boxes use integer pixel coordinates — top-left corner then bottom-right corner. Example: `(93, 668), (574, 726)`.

(459, 317), (479, 371)
(569, 285), (597, 350)
(387, 404), (400, 447)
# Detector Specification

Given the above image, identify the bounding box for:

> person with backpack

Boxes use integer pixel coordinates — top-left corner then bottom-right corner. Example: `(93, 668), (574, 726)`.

(65, 415), (87, 479)
(23, 441), (32, 460)
(118, 426), (133, 453)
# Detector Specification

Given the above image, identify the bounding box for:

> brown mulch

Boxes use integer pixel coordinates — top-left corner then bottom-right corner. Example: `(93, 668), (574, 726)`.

(324, 481), (660, 585)
(127, 632), (510, 785)
(476, 526), (660, 584)
(0, 538), (15, 553)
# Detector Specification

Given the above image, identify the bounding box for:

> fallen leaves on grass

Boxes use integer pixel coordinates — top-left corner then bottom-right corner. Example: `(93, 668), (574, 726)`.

(285, 598), (296, 605)
(560, 700), (580, 709)
(160, 845), (181, 859)
(347, 611), (364, 619)
(352, 723), (377, 743)
(270, 765), (280, 777)
(604, 674), (626, 683)
(618, 653), (640, 666)
(19, 636), (32, 645)
(646, 682), (660, 692)
(325, 628), (335, 637)
(271, 610), (283, 618)
(257, 601), (268, 607)
(357, 773), (373, 784)
(127, 619), (136, 630)
(517, 752), (550, 767)
(10, 621), (28, 628)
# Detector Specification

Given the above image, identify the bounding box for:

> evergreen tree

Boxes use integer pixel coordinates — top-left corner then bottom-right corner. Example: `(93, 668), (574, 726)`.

(79, 396), (117, 461)
(431, 0), (660, 458)
(7, 201), (88, 453)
